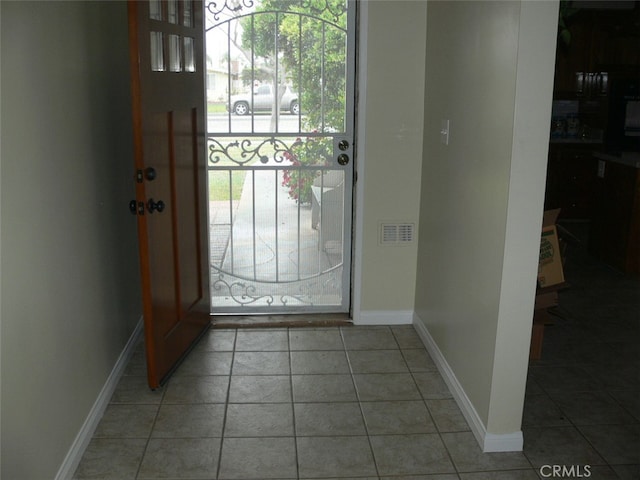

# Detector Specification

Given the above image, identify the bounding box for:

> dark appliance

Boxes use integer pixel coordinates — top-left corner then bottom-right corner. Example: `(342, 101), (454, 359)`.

(605, 77), (640, 153)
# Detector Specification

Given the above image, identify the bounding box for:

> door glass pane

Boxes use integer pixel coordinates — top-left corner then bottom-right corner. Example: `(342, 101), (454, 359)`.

(149, 0), (163, 20)
(168, 34), (182, 72)
(184, 37), (196, 72)
(167, 0), (179, 24)
(183, 0), (193, 27)
(150, 31), (165, 71)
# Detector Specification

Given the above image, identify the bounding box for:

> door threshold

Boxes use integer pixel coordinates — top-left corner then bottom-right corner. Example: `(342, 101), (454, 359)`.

(211, 313), (352, 329)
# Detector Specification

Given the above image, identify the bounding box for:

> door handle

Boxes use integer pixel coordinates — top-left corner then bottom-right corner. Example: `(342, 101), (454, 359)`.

(337, 154), (349, 166)
(147, 198), (165, 213)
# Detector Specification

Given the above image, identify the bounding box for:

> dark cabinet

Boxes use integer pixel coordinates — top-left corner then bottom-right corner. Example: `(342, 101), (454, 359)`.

(554, 6), (640, 98)
(545, 144), (600, 219)
(589, 157), (640, 274)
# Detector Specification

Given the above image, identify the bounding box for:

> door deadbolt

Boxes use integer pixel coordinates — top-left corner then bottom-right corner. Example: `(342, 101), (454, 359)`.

(337, 154), (349, 166)
(145, 167), (157, 181)
(129, 200), (145, 215)
(136, 167), (157, 183)
(338, 140), (349, 151)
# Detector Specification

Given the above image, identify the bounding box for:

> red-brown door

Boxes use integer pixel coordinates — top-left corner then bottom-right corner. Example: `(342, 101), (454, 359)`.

(128, 0), (210, 389)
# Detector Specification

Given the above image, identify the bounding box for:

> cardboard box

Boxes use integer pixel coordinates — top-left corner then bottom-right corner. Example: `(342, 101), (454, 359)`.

(538, 209), (565, 287)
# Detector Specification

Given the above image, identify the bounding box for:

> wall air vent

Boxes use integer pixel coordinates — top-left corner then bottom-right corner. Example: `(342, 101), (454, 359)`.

(379, 222), (415, 246)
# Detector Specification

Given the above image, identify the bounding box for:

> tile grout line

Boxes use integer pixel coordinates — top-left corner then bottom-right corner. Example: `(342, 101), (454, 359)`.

(341, 325), (383, 479)
(215, 329), (238, 480)
(134, 369), (167, 480)
(392, 326), (463, 478)
(287, 328), (302, 480)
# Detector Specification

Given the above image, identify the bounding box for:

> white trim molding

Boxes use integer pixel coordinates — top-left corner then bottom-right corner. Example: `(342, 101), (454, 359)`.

(412, 313), (524, 452)
(55, 318), (144, 480)
(354, 310), (413, 325)
(350, 0), (368, 325)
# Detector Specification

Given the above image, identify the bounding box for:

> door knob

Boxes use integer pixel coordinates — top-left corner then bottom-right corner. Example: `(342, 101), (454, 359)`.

(337, 154), (349, 166)
(147, 198), (165, 213)
(145, 167), (157, 181)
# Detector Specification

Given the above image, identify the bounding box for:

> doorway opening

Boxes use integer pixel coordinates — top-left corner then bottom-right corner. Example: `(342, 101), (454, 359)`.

(204, 0), (357, 317)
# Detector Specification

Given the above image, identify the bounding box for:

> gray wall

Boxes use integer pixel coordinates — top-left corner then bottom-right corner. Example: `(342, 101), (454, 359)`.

(1, 2), (141, 478)
(415, 0), (557, 438)
(355, 1), (427, 318)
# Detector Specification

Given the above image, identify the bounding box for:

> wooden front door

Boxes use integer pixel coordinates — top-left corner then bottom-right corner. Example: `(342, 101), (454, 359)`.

(129, 0), (210, 389)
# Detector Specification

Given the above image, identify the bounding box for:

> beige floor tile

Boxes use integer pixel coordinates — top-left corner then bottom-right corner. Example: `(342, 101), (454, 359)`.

(235, 329), (289, 351)
(347, 349), (409, 373)
(341, 327), (398, 350)
(228, 375), (292, 403)
(426, 398), (472, 433)
(292, 374), (357, 402)
(94, 404), (158, 438)
(232, 351), (291, 375)
(163, 375), (229, 404)
(289, 328), (344, 350)
(151, 404), (225, 438)
(218, 437), (297, 479)
(369, 433), (456, 476)
(297, 436), (377, 478)
(290, 350), (350, 374)
(225, 403), (294, 437)
(361, 400), (436, 435)
(137, 438), (221, 479)
(353, 373), (421, 401)
(73, 438), (146, 480)
(294, 402), (366, 436)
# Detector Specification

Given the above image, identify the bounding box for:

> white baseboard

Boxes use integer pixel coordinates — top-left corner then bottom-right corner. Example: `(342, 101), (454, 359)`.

(412, 313), (523, 452)
(354, 309), (414, 325)
(55, 317), (144, 480)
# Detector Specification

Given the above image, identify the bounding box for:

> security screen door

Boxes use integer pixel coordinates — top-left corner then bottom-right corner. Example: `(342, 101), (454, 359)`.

(205, 0), (356, 314)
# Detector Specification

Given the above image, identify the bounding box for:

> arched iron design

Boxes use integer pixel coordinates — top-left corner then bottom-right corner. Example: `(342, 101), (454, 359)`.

(205, 0), (347, 29)
(211, 267), (342, 308)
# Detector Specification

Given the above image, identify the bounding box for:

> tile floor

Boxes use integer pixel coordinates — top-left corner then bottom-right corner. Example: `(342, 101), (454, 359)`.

(522, 234), (640, 480)
(74, 243), (639, 479)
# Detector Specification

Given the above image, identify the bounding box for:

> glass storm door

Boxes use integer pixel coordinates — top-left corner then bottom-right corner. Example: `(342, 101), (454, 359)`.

(205, 0), (356, 314)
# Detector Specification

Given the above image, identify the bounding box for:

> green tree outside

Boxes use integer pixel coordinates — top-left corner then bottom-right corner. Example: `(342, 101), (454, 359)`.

(239, 0), (348, 132)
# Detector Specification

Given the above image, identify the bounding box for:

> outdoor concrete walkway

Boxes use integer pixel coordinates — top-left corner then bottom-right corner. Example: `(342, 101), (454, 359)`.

(209, 161), (342, 309)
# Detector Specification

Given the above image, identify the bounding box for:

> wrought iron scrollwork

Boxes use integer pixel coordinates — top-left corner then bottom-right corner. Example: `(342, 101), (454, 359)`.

(205, 0), (346, 25)
(211, 271), (316, 307)
(212, 273), (275, 306)
(211, 267), (341, 308)
(300, 0), (347, 23)
(206, 0), (254, 22)
(208, 136), (302, 166)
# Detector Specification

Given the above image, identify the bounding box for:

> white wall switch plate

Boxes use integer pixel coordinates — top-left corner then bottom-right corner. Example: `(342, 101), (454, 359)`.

(440, 119), (450, 145)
